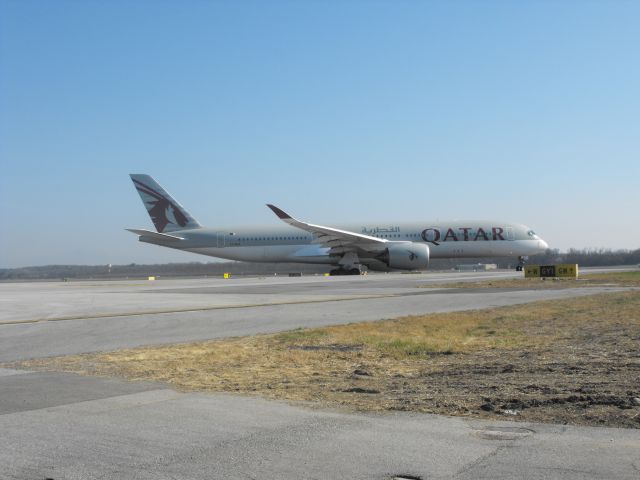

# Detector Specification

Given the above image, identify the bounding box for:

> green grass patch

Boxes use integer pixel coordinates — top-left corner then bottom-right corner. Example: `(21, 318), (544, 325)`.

(274, 328), (329, 343)
(374, 338), (451, 357)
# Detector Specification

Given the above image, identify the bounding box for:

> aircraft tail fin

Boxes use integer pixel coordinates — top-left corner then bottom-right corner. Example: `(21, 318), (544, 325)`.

(130, 174), (201, 233)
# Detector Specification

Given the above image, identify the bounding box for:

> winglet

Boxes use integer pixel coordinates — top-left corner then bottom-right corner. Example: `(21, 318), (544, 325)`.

(266, 204), (292, 220)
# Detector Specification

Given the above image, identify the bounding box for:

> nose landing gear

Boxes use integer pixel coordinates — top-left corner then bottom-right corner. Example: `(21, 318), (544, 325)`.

(515, 256), (528, 272)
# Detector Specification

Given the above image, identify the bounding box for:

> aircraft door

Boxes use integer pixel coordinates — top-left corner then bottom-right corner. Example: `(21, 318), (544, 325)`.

(216, 233), (226, 248)
(506, 227), (515, 241)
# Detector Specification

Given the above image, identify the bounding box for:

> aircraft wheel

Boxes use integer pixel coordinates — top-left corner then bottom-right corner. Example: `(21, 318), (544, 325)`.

(349, 268), (361, 275)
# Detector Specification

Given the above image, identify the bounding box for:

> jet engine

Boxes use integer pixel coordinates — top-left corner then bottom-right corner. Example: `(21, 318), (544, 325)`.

(378, 242), (429, 270)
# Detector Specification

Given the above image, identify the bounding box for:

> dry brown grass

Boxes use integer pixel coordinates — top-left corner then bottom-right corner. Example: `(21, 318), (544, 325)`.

(12, 288), (640, 428)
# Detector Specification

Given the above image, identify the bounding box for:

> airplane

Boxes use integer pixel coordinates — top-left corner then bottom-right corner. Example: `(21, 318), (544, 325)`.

(127, 174), (549, 275)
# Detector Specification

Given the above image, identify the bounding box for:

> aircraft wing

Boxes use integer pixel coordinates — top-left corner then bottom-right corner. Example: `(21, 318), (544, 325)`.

(266, 204), (388, 255)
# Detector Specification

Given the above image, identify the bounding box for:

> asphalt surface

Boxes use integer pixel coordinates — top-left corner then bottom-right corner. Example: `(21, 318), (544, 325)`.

(1, 269), (638, 479)
(1, 369), (638, 480)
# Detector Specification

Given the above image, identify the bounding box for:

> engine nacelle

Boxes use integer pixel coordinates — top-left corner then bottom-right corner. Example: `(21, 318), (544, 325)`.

(381, 242), (429, 270)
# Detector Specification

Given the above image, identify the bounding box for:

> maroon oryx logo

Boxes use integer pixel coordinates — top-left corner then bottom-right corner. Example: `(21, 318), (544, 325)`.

(133, 178), (188, 232)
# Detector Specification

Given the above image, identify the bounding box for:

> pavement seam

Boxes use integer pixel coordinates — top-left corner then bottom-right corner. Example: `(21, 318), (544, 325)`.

(0, 293), (400, 325)
(0, 388), (180, 416)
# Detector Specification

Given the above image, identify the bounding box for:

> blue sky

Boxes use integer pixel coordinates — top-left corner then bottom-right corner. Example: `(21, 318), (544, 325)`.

(1, 1), (638, 267)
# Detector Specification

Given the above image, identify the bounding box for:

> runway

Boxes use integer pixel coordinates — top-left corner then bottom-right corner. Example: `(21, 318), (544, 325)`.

(1, 269), (638, 479)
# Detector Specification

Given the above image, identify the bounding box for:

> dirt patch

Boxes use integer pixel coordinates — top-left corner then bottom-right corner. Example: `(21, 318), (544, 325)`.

(9, 289), (640, 429)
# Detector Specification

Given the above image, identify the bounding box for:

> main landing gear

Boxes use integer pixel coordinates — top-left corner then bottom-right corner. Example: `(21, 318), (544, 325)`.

(329, 268), (361, 276)
(330, 252), (362, 276)
(515, 255), (528, 272)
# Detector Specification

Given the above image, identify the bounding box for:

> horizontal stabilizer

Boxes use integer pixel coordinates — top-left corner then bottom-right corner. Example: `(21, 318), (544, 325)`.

(126, 228), (184, 241)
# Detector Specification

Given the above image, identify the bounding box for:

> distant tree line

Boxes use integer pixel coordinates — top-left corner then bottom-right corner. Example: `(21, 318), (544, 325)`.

(0, 261), (328, 280)
(428, 248), (640, 270)
(527, 248), (640, 267)
(1, 248), (638, 280)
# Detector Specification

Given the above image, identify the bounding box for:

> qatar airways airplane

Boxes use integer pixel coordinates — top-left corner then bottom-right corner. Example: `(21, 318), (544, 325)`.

(128, 174), (548, 275)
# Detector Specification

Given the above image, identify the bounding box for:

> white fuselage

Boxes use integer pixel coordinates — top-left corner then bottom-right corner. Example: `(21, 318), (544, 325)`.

(140, 220), (548, 266)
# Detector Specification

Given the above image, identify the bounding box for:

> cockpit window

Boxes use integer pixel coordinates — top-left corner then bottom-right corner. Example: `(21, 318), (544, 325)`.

(527, 230), (536, 237)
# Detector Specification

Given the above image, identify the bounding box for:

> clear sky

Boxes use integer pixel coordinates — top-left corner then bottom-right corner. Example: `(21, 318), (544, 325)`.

(1, 1), (638, 268)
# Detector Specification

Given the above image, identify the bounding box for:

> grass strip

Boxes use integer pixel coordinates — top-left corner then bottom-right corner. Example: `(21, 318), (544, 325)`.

(419, 270), (640, 289)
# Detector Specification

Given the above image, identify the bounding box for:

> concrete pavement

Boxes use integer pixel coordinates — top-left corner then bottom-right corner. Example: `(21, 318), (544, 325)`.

(1, 369), (638, 480)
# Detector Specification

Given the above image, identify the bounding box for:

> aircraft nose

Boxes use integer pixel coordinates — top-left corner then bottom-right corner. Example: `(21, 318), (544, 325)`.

(538, 239), (549, 250)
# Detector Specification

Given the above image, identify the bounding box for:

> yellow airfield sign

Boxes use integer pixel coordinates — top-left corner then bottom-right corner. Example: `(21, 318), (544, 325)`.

(524, 264), (579, 278)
